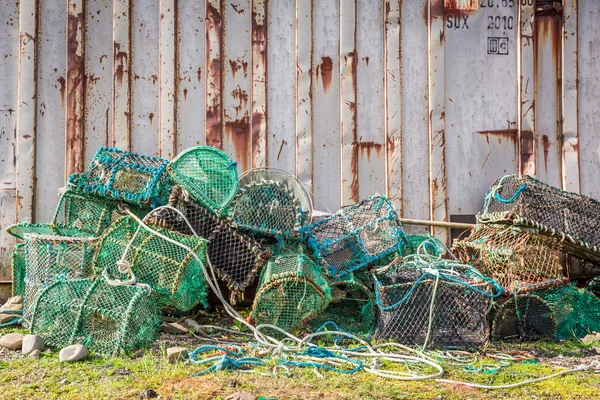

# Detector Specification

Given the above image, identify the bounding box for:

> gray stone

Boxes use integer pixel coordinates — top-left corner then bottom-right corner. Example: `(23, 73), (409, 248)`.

(29, 349), (41, 360)
(225, 392), (256, 400)
(139, 389), (158, 399)
(0, 333), (25, 350)
(182, 318), (208, 336)
(22, 335), (44, 355)
(161, 322), (188, 334)
(166, 346), (187, 364)
(59, 344), (88, 362)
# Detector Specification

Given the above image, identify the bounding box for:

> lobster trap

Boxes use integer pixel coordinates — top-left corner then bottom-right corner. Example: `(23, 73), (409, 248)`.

(67, 147), (173, 208)
(303, 194), (406, 278)
(167, 146), (238, 215)
(11, 244), (25, 297)
(151, 185), (271, 295)
(94, 215), (208, 311)
(251, 243), (331, 333)
(22, 234), (97, 324)
(479, 174), (600, 263)
(30, 278), (161, 356)
(373, 258), (496, 348)
(453, 224), (568, 294)
(489, 294), (557, 342)
(227, 180), (304, 238)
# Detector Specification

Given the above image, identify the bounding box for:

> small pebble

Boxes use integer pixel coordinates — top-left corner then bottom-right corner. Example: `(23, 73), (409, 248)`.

(166, 346), (187, 364)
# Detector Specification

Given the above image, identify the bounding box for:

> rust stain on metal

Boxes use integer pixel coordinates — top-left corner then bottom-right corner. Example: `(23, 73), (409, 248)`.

(316, 56), (333, 92)
(197, 67), (202, 83)
(206, 2), (223, 149)
(229, 59), (242, 77)
(231, 87), (249, 116)
(66, 9), (85, 175)
(105, 107), (109, 146)
(357, 141), (383, 161)
(114, 43), (128, 85)
(251, 111), (264, 162)
(444, 0), (478, 13)
(225, 116), (250, 171)
(541, 134), (551, 172)
(477, 129), (518, 145)
(56, 77), (66, 106)
(149, 112), (154, 125)
(277, 139), (286, 161)
(231, 3), (245, 14)
(520, 130), (534, 176)
(99, 54), (107, 63)
(183, 88), (188, 102)
(430, 0), (445, 20)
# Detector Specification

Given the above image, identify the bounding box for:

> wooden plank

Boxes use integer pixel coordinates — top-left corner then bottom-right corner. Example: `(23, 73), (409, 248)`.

(112, 0), (131, 150)
(296, 0), (313, 195)
(562, 0), (579, 192)
(206, 0), (223, 149)
(251, 0), (267, 168)
(159, 0), (177, 158)
(176, 0), (207, 151)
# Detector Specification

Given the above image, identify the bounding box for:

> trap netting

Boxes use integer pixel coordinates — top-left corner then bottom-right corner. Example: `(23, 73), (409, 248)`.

(93, 215), (208, 311)
(489, 294), (557, 342)
(303, 194), (406, 278)
(586, 277), (600, 299)
(227, 180), (304, 238)
(30, 277), (161, 356)
(67, 147), (173, 208)
(22, 234), (97, 324)
(401, 234), (444, 258)
(150, 185), (271, 295)
(453, 224), (568, 294)
(251, 243), (331, 333)
(11, 244), (25, 297)
(167, 146), (238, 215)
(308, 273), (375, 336)
(533, 284), (600, 339)
(479, 174), (600, 263)
(373, 256), (499, 348)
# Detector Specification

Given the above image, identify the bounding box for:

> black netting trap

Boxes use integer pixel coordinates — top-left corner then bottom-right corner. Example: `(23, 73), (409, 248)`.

(22, 234), (97, 325)
(454, 224), (568, 294)
(150, 185), (271, 295)
(251, 243), (331, 333)
(67, 147), (173, 208)
(373, 257), (497, 348)
(93, 215), (208, 311)
(479, 174), (600, 263)
(303, 194), (406, 278)
(30, 277), (161, 356)
(489, 294), (557, 342)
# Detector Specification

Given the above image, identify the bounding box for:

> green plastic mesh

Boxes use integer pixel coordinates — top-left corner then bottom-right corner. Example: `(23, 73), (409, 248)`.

(454, 224), (568, 294)
(251, 243), (331, 333)
(227, 180), (304, 238)
(150, 185), (271, 294)
(586, 277), (600, 298)
(94, 215), (208, 311)
(309, 273), (375, 336)
(479, 174), (600, 263)
(68, 147), (173, 208)
(489, 294), (556, 341)
(11, 244), (26, 297)
(167, 146), (238, 215)
(400, 234), (444, 257)
(373, 259), (493, 348)
(30, 277), (161, 356)
(303, 194), (407, 278)
(22, 234), (97, 325)
(533, 285), (600, 339)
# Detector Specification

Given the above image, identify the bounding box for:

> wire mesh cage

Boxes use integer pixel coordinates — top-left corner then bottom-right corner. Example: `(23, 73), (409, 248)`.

(67, 147), (173, 208)
(373, 259), (495, 348)
(93, 215), (209, 311)
(30, 277), (161, 356)
(22, 234), (97, 324)
(150, 185), (271, 295)
(251, 243), (331, 333)
(479, 174), (600, 263)
(489, 294), (557, 342)
(308, 273), (375, 336)
(11, 244), (26, 297)
(167, 146), (238, 215)
(227, 180), (304, 238)
(303, 194), (407, 278)
(453, 224), (568, 294)
(533, 284), (600, 339)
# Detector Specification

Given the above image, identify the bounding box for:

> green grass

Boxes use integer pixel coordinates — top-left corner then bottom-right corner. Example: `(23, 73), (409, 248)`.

(0, 339), (597, 400)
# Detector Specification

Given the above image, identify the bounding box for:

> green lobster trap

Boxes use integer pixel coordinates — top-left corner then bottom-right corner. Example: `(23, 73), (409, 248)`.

(251, 243), (331, 333)
(151, 185), (271, 295)
(303, 194), (406, 278)
(94, 215), (208, 311)
(167, 146), (238, 215)
(454, 224), (568, 294)
(22, 234), (97, 324)
(30, 277), (161, 356)
(11, 244), (26, 297)
(68, 147), (173, 208)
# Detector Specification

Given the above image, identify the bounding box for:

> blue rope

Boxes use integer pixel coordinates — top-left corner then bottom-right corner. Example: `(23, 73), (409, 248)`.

(494, 184), (526, 203)
(188, 345), (265, 377)
(0, 310), (22, 329)
(279, 346), (363, 374)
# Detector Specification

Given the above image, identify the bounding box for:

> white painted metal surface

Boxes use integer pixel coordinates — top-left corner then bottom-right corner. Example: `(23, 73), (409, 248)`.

(0, 0), (599, 285)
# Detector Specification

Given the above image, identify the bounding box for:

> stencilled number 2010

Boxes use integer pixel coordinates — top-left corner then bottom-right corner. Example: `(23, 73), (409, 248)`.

(488, 15), (514, 30)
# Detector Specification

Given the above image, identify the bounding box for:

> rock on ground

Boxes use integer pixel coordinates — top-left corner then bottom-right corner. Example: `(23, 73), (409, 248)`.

(166, 347), (187, 364)
(59, 344), (89, 362)
(21, 335), (44, 355)
(225, 392), (256, 400)
(161, 322), (188, 335)
(0, 333), (25, 350)
(29, 349), (41, 360)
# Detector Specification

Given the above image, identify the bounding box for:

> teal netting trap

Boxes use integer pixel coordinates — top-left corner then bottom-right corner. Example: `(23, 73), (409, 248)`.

(11, 244), (25, 297)
(30, 277), (161, 356)
(68, 147), (173, 208)
(149, 185), (271, 296)
(93, 215), (209, 311)
(251, 243), (331, 334)
(167, 146), (238, 215)
(22, 234), (97, 325)
(478, 174), (600, 263)
(303, 194), (407, 278)
(227, 180), (305, 238)
(373, 253), (501, 348)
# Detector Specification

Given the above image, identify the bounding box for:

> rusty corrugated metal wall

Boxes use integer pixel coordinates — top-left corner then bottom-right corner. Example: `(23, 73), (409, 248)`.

(1, 0), (599, 296)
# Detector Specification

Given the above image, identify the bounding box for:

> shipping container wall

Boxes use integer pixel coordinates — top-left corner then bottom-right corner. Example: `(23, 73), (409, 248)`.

(0, 0), (599, 295)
